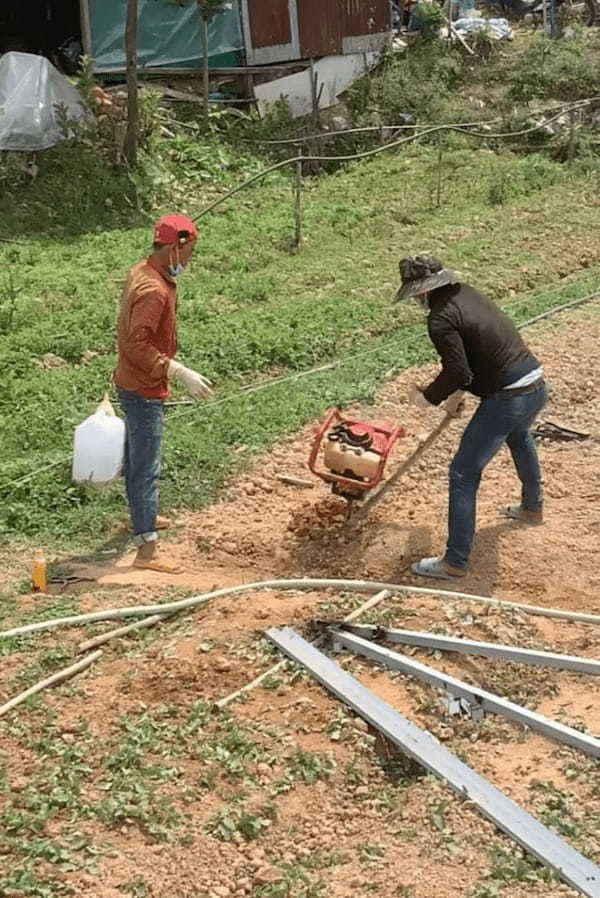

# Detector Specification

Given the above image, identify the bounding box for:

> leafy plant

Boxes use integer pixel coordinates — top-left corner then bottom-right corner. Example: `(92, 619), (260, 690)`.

(411, 1), (445, 41)
(250, 863), (326, 898)
(286, 748), (336, 784)
(471, 843), (559, 892)
(530, 780), (584, 840)
(206, 803), (273, 841)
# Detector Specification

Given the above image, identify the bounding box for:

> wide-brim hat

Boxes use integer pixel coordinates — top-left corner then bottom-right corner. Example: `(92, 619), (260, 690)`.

(394, 254), (458, 302)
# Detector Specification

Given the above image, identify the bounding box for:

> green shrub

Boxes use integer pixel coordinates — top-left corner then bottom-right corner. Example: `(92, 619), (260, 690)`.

(347, 45), (466, 124)
(508, 34), (600, 102)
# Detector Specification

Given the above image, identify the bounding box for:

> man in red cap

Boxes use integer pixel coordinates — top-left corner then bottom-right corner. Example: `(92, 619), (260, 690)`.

(115, 214), (213, 573)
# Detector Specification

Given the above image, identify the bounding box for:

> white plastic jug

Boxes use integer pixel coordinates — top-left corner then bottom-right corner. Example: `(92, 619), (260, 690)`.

(72, 394), (125, 484)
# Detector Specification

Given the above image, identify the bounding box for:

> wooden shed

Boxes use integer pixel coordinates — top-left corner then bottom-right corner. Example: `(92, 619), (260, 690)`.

(240, 0), (392, 65)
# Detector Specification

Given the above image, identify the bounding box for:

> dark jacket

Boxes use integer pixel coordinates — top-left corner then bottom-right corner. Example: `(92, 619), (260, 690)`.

(423, 283), (540, 406)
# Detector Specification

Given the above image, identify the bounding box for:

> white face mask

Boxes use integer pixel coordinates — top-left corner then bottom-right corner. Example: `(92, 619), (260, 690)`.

(168, 243), (187, 278)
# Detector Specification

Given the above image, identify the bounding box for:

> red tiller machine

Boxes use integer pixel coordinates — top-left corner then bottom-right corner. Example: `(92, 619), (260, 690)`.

(308, 394), (463, 522)
(309, 408), (405, 507)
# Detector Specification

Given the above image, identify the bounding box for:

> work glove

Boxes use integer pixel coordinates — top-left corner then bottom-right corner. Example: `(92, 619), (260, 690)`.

(409, 383), (433, 412)
(168, 360), (214, 400)
(444, 391), (465, 419)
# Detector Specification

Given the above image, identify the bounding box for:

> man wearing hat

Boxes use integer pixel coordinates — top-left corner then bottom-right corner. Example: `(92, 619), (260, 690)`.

(396, 255), (547, 580)
(115, 214), (213, 573)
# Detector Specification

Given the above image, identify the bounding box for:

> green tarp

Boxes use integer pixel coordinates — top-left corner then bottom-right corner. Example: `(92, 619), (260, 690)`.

(88, 0), (244, 72)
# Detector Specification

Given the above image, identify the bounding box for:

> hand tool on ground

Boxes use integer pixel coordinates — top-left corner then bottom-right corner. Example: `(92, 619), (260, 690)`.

(48, 574), (95, 591)
(308, 394), (463, 523)
(532, 421), (590, 442)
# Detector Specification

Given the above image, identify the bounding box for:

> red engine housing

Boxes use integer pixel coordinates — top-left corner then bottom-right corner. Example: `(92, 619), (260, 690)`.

(309, 408), (405, 499)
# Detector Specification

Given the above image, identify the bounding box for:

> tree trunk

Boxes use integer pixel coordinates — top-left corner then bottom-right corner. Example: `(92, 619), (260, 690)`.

(125, 0), (139, 166)
(202, 12), (210, 128)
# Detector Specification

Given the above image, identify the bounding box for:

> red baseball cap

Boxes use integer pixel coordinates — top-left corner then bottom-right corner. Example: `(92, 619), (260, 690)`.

(153, 214), (198, 246)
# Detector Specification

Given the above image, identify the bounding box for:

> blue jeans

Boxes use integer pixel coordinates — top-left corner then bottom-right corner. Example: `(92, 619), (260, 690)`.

(446, 382), (548, 569)
(117, 388), (165, 542)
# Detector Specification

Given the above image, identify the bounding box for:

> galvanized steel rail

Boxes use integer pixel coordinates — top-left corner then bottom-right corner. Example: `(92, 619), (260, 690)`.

(330, 629), (600, 759)
(337, 622), (600, 675)
(267, 627), (600, 898)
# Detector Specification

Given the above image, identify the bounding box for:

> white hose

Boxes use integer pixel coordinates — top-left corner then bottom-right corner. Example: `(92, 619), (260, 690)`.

(2, 578), (600, 640)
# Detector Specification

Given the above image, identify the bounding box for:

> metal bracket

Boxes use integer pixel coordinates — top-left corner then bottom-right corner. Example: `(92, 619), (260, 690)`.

(440, 692), (485, 722)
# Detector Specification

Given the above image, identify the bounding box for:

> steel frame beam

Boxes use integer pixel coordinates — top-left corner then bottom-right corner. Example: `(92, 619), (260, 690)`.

(336, 622), (600, 675)
(330, 629), (600, 759)
(267, 627), (600, 898)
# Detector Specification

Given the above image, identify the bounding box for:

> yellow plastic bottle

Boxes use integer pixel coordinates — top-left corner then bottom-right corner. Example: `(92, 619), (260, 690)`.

(32, 549), (47, 593)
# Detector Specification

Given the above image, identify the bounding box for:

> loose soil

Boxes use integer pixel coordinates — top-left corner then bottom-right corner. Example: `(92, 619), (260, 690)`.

(1, 307), (599, 898)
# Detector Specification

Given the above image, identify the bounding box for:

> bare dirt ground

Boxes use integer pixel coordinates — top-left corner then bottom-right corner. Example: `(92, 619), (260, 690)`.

(1, 307), (599, 898)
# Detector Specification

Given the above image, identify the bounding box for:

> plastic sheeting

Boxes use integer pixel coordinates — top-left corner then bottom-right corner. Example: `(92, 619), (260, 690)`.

(88, 0), (244, 72)
(0, 52), (87, 152)
(453, 16), (513, 39)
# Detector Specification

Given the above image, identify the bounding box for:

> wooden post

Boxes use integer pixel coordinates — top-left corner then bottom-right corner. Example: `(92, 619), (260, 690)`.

(568, 109), (576, 163)
(436, 135), (444, 209)
(293, 159), (303, 251)
(309, 58), (320, 129)
(202, 12), (210, 127)
(397, 0), (405, 30)
(244, 71), (255, 104)
(124, 0), (139, 166)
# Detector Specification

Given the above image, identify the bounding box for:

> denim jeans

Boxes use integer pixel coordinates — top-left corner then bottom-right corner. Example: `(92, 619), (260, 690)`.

(117, 388), (165, 542)
(446, 381), (548, 569)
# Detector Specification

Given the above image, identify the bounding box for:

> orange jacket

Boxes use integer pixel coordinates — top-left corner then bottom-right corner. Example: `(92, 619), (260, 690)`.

(114, 258), (177, 399)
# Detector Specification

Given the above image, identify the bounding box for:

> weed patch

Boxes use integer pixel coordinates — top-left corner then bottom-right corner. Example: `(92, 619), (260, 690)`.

(473, 661), (559, 709)
(470, 842), (559, 896)
(286, 748), (337, 784)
